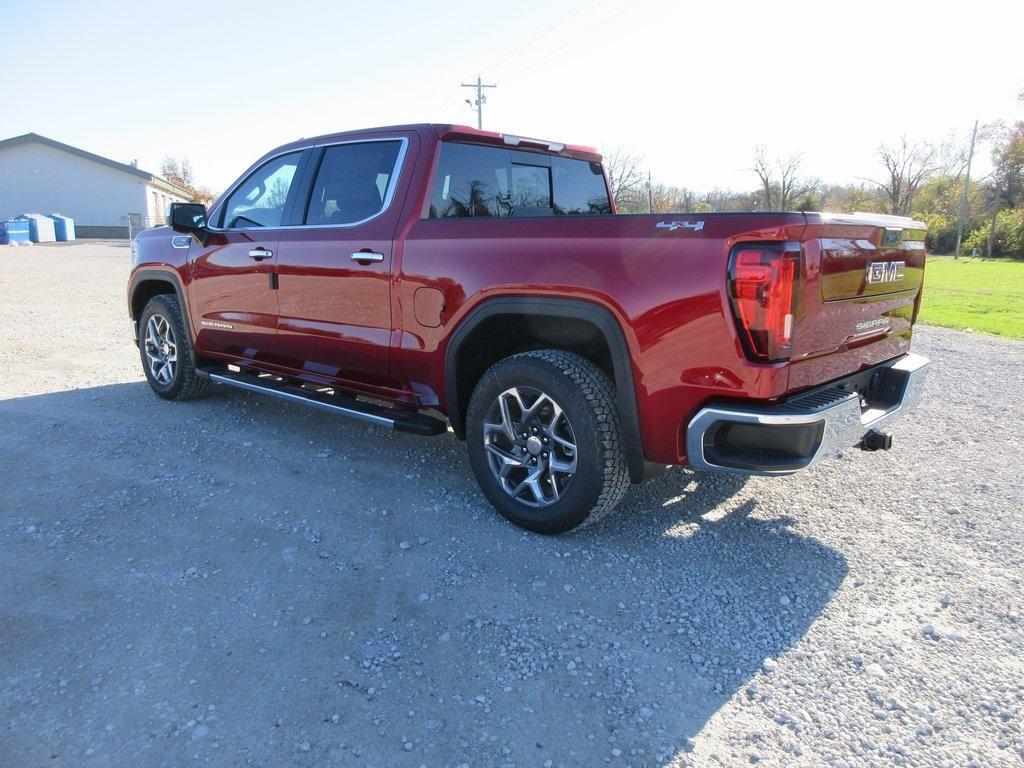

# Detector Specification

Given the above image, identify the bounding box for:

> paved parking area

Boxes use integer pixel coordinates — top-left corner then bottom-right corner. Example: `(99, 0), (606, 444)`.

(1, 244), (1022, 766)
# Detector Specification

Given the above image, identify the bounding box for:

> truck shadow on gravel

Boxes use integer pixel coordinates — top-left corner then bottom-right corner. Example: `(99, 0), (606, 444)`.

(1, 382), (848, 767)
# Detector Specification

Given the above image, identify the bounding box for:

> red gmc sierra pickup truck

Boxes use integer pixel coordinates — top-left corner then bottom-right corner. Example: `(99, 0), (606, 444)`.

(128, 123), (930, 533)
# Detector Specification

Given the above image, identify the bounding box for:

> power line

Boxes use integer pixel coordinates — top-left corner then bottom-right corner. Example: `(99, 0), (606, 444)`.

(498, 0), (645, 83)
(484, 0), (593, 74)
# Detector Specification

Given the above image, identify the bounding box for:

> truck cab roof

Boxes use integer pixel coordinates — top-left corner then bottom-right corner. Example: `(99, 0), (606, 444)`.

(267, 124), (602, 164)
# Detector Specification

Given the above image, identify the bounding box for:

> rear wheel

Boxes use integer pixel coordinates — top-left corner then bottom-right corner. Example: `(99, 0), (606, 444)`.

(138, 294), (207, 401)
(465, 350), (630, 533)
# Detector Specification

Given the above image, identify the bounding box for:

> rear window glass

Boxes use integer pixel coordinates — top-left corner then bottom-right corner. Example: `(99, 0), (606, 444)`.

(552, 156), (612, 215)
(510, 161), (551, 213)
(430, 143), (508, 217)
(429, 142), (610, 218)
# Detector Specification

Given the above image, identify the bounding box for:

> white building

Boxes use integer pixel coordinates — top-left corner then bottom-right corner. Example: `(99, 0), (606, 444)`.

(0, 133), (192, 238)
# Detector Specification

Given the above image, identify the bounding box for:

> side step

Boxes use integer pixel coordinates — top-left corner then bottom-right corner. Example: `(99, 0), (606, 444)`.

(198, 368), (447, 437)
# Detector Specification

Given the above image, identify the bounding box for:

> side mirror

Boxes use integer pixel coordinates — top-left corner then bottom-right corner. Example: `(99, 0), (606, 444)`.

(167, 202), (210, 243)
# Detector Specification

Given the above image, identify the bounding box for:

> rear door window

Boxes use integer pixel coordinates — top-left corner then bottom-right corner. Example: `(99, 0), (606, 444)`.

(304, 141), (403, 226)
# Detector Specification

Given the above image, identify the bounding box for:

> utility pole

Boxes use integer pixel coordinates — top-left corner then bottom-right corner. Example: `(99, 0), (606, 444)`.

(954, 119), (978, 260)
(647, 170), (653, 214)
(987, 188), (1001, 258)
(461, 76), (496, 130)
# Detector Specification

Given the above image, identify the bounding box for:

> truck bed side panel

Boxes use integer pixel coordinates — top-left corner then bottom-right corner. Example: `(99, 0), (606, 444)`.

(398, 213), (806, 464)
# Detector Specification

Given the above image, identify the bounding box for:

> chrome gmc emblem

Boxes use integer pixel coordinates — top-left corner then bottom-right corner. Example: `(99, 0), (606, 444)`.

(866, 261), (905, 284)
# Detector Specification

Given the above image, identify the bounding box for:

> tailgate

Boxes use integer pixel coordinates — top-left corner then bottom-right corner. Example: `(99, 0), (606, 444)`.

(818, 214), (926, 300)
(788, 212), (926, 390)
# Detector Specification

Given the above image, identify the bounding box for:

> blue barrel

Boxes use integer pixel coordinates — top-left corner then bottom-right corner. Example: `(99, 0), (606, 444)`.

(49, 213), (76, 241)
(1, 218), (31, 245)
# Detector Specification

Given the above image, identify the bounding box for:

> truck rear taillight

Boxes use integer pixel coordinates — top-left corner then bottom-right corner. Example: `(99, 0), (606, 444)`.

(728, 244), (800, 363)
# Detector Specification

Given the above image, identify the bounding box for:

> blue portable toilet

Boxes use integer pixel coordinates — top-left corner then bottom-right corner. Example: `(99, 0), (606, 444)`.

(1, 218), (31, 245)
(20, 213), (56, 243)
(49, 213), (76, 241)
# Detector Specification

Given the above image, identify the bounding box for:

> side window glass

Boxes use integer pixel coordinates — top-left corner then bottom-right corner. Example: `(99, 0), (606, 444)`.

(429, 143), (511, 218)
(222, 152), (301, 228)
(305, 141), (402, 226)
(552, 157), (612, 215)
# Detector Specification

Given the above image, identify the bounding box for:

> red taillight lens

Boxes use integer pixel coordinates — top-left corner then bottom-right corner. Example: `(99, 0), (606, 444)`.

(728, 245), (800, 362)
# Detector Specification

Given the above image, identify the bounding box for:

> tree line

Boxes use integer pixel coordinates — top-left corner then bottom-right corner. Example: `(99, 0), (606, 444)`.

(606, 93), (1024, 259)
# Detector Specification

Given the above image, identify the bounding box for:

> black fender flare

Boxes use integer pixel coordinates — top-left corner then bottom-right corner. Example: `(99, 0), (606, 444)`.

(127, 268), (193, 345)
(444, 296), (648, 482)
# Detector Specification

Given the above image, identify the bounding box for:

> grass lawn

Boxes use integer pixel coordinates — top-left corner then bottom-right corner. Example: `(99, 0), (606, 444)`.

(918, 256), (1024, 339)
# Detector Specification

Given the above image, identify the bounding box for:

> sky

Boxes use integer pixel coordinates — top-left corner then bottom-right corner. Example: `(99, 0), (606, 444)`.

(2, 0), (1022, 196)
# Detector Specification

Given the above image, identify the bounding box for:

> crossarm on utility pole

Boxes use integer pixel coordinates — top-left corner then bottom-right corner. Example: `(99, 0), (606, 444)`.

(461, 76), (497, 130)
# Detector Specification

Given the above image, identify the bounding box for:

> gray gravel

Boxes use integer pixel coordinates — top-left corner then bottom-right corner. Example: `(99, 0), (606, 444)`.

(1, 243), (1023, 767)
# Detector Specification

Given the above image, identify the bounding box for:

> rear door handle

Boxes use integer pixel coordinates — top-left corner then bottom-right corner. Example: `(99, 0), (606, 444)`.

(351, 251), (384, 264)
(248, 248), (273, 261)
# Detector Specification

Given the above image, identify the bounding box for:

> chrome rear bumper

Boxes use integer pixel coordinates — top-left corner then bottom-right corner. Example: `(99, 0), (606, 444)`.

(686, 352), (930, 475)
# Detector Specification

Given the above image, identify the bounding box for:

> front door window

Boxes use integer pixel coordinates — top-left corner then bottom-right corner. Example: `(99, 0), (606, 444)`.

(221, 152), (302, 229)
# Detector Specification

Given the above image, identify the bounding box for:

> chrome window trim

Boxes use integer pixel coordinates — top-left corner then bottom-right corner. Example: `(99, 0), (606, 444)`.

(207, 137), (410, 233)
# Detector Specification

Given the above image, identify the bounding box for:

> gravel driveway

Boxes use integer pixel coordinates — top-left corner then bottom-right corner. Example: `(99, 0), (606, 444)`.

(1, 243), (1022, 767)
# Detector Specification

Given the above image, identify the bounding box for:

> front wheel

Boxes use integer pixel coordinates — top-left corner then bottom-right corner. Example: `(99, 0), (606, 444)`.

(465, 350), (630, 534)
(138, 293), (207, 401)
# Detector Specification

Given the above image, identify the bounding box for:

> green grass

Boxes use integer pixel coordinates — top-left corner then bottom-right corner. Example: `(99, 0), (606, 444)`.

(918, 256), (1024, 339)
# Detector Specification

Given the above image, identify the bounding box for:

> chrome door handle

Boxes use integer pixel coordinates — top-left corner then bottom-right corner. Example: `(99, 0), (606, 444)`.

(248, 248), (273, 261)
(351, 251), (384, 264)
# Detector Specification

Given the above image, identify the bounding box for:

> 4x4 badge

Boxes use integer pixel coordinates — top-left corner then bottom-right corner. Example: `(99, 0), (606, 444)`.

(656, 220), (704, 232)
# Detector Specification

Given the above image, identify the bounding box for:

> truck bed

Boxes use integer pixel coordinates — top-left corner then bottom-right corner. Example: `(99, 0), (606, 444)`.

(400, 209), (926, 464)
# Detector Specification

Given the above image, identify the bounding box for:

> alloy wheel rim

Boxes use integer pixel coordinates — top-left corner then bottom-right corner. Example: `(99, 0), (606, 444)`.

(143, 314), (177, 385)
(483, 386), (577, 507)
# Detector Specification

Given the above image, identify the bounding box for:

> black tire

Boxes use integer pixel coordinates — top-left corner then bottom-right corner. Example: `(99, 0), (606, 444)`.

(138, 293), (207, 401)
(465, 349), (630, 534)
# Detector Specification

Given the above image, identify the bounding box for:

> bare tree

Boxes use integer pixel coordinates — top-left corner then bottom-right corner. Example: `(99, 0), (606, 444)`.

(161, 157), (215, 205)
(751, 147), (819, 210)
(602, 145), (645, 211)
(646, 183), (698, 213)
(865, 137), (944, 215)
(752, 147), (774, 208)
